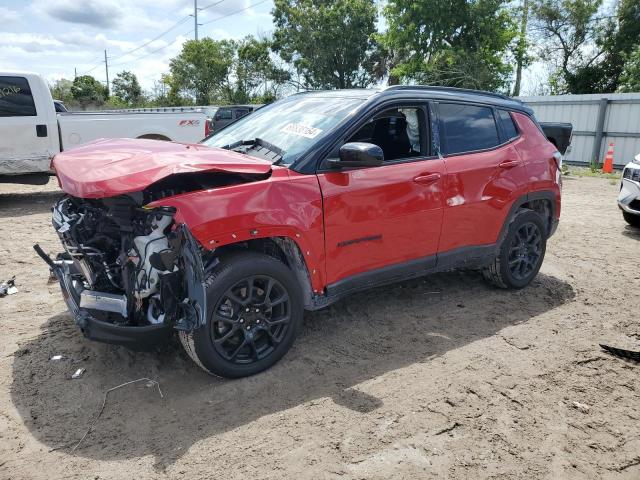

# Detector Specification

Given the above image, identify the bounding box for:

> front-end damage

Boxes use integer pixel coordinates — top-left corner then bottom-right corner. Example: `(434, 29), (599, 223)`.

(32, 173), (264, 348)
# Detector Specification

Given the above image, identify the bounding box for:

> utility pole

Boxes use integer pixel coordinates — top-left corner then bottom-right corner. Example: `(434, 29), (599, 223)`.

(512, 0), (529, 97)
(104, 49), (110, 97)
(194, 0), (198, 41)
(74, 67), (77, 79)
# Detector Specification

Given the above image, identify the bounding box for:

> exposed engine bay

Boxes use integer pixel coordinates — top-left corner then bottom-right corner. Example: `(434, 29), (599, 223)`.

(31, 173), (259, 344)
(52, 196), (181, 321)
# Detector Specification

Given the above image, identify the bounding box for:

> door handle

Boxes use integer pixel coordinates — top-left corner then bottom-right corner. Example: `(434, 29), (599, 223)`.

(498, 159), (520, 168)
(36, 124), (48, 137)
(413, 173), (441, 185)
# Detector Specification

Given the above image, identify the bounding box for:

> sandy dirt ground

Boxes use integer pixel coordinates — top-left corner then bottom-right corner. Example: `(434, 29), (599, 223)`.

(0, 176), (639, 480)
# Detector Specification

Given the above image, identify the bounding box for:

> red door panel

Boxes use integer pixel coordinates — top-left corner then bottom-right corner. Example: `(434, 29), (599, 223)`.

(318, 159), (445, 285)
(439, 143), (529, 253)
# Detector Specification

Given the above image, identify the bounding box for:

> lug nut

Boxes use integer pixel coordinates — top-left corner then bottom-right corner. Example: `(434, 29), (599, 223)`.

(246, 326), (251, 330)
(246, 308), (250, 312)
(239, 318), (244, 323)
(255, 308), (260, 313)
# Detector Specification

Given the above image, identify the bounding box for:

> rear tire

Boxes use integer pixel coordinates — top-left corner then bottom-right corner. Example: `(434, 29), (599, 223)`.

(623, 211), (640, 227)
(483, 209), (547, 289)
(179, 251), (303, 378)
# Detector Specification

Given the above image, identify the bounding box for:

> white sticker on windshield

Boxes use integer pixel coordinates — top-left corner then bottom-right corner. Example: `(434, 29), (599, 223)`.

(281, 123), (322, 139)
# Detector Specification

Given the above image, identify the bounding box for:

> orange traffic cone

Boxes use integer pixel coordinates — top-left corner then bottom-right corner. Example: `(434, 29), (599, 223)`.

(602, 142), (614, 173)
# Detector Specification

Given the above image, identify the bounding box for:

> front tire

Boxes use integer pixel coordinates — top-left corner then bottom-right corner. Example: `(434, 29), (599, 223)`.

(483, 209), (547, 289)
(179, 251), (303, 378)
(623, 211), (640, 228)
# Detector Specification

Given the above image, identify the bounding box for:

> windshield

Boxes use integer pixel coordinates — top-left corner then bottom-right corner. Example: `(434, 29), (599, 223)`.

(202, 95), (365, 165)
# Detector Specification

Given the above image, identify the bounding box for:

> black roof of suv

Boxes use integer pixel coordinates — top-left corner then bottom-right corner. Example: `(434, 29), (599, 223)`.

(295, 85), (533, 116)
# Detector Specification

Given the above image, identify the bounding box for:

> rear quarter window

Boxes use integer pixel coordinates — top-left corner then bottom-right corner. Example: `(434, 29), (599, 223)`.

(0, 76), (37, 117)
(497, 109), (519, 140)
(438, 103), (499, 155)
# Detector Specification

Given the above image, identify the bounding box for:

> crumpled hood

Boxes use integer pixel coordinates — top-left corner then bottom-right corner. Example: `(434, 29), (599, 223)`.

(53, 138), (272, 198)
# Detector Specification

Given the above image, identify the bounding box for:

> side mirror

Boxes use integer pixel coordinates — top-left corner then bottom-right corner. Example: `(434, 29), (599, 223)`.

(329, 142), (384, 169)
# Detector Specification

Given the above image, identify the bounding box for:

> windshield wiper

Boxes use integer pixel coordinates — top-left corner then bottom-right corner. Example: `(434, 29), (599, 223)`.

(222, 138), (284, 164)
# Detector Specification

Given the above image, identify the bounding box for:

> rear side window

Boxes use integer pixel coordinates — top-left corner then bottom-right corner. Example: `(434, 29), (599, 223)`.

(234, 108), (249, 118)
(438, 103), (499, 155)
(497, 109), (518, 140)
(0, 76), (37, 117)
(218, 109), (232, 120)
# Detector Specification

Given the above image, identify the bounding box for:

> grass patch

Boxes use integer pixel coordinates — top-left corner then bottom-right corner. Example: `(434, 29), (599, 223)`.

(565, 165), (621, 181)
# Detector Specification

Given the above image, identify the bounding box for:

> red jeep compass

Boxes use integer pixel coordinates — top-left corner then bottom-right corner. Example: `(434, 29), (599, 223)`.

(36, 86), (569, 378)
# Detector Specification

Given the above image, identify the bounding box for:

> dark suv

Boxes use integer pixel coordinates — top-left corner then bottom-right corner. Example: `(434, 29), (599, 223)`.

(210, 104), (262, 132)
(38, 86), (569, 378)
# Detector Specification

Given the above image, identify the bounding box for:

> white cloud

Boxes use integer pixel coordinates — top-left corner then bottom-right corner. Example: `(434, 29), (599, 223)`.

(3, 0), (276, 91)
(37, 0), (124, 28)
(0, 6), (21, 23)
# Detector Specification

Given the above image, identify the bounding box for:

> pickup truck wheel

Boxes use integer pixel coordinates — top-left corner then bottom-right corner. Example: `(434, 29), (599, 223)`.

(622, 211), (640, 227)
(483, 210), (547, 289)
(179, 251), (303, 378)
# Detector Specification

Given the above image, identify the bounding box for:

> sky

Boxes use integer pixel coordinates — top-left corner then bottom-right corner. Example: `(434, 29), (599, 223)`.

(0, 0), (275, 90)
(1, 0), (555, 96)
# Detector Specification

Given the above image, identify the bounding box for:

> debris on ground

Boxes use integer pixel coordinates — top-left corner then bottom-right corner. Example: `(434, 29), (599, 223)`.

(600, 344), (640, 362)
(50, 355), (64, 361)
(69, 378), (163, 452)
(0, 276), (18, 296)
(572, 401), (591, 414)
(71, 368), (85, 379)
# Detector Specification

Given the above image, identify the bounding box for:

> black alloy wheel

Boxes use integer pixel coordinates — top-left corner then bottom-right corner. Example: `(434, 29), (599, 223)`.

(483, 209), (547, 289)
(179, 251), (303, 378)
(211, 275), (291, 364)
(507, 222), (543, 281)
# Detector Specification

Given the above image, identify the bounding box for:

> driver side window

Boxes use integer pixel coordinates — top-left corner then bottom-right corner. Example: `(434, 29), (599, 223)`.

(347, 107), (426, 162)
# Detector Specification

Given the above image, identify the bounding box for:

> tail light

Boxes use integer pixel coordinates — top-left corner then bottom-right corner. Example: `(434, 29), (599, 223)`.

(205, 120), (211, 137)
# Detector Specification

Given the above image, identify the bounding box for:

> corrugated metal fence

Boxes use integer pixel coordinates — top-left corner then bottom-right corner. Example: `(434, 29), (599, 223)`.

(519, 92), (640, 168)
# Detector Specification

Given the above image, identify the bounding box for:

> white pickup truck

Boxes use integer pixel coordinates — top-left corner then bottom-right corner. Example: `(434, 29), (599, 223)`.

(0, 72), (208, 183)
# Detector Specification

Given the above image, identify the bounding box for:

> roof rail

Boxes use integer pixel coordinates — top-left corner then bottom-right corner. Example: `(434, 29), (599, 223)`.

(383, 85), (512, 101)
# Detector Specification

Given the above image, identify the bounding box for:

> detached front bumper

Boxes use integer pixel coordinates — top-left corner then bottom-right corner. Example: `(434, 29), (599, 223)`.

(619, 162), (640, 216)
(33, 245), (172, 349)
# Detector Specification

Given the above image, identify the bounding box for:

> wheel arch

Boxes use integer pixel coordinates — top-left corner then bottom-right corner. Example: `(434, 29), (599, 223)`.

(214, 235), (318, 310)
(499, 191), (557, 245)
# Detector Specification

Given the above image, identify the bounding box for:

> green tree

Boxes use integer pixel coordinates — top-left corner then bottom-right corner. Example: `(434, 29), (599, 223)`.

(112, 71), (143, 106)
(49, 78), (74, 104)
(168, 38), (234, 104)
(382, 0), (516, 91)
(224, 36), (290, 103)
(617, 46), (640, 92)
(531, 0), (603, 93)
(71, 75), (107, 106)
(582, 0), (640, 93)
(272, 0), (378, 89)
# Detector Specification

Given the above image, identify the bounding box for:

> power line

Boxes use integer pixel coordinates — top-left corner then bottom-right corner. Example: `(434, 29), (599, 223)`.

(199, 0), (270, 26)
(81, 61), (104, 75)
(107, 0), (270, 69)
(109, 16), (191, 61)
(198, 0), (229, 12)
(110, 28), (195, 67)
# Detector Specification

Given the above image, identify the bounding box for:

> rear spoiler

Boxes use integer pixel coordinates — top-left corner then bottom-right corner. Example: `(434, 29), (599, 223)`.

(539, 122), (573, 155)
